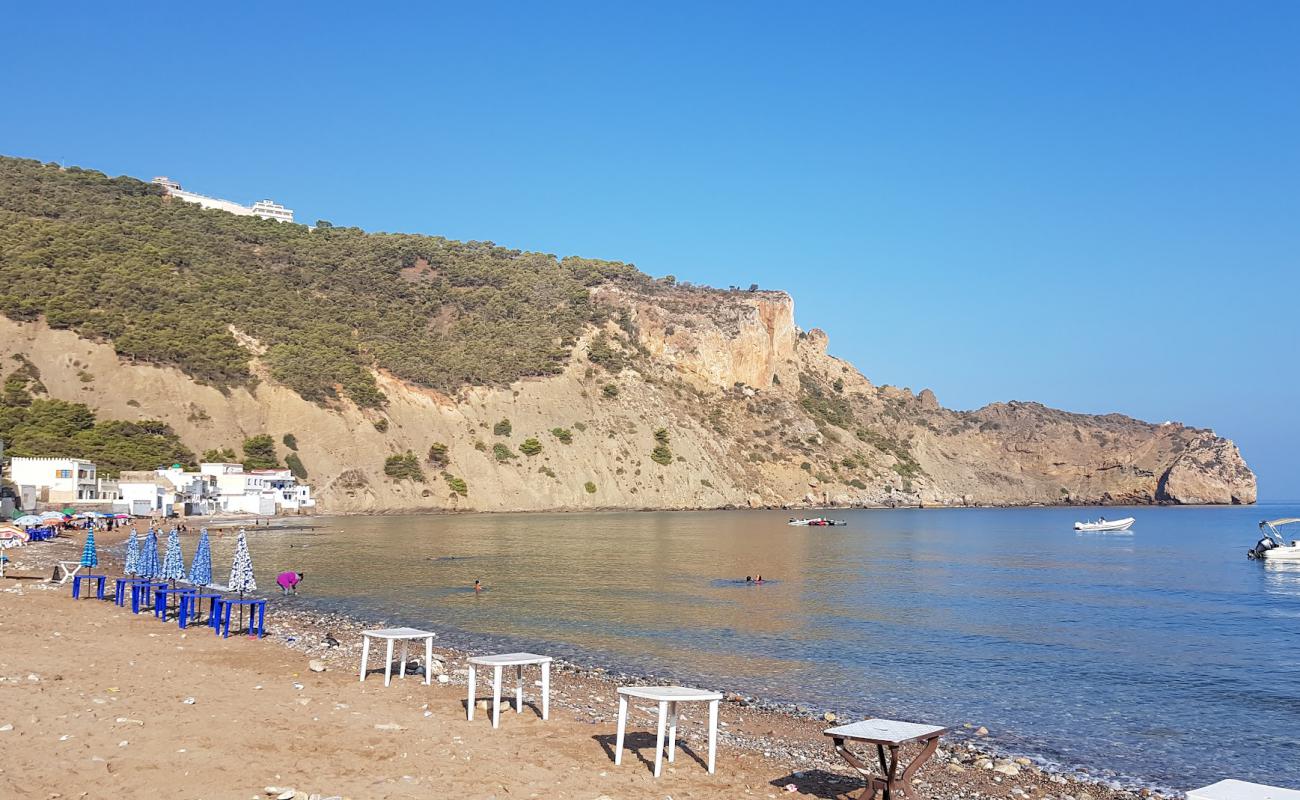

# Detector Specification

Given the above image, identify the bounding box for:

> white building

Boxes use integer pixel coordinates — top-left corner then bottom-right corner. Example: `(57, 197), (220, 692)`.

(8, 457), (98, 504)
(118, 471), (179, 517)
(250, 199), (294, 223)
(198, 462), (314, 515)
(152, 176), (295, 223)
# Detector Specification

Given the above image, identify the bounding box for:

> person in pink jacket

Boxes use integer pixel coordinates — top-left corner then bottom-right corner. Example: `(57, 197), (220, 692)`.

(276, 571), (304, 595)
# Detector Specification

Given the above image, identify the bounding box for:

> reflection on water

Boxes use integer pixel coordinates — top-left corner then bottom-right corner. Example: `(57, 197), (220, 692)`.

(195, 505), (1300, 789)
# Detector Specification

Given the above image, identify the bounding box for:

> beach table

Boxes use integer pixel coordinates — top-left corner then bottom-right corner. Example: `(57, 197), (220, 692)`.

(153, 585), (197, 621)
(615, 685), (722, 777)
(467, 653), (552, 728)
(71, 574), (106, 600)
(131, 581), (169, 614)
(1188, 781), (1300, 800)
(114, 577), (150, 606)
(218, 598), (266, 638)
(179, 592), (223, 629)
(358, 628), (437, 687)
(824, 718), (948, 800)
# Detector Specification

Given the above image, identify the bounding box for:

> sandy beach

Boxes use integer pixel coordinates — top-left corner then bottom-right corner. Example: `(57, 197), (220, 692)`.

(1, 532), (1160, 800)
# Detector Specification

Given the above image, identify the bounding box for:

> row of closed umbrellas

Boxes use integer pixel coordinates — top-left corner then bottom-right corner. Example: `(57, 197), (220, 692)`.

(84, 527), (258, 594)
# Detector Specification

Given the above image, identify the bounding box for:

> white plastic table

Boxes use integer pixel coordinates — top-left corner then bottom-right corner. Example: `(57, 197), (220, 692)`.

(615, 685), (722, 777)
(824, 718), (948, 800)
(466, 652), (552, 728)
(358, 628), (437, 687)
(1188, 781), (1300, 800)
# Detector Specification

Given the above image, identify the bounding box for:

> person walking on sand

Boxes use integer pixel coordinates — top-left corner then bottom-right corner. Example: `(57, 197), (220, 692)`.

(277, 571), (304, 595)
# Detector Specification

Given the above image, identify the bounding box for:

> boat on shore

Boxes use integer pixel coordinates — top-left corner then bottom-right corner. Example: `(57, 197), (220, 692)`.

(787, 517), (846, 527)
(1073, 516), (1135, 532)
(1248, 518), (1300, 560)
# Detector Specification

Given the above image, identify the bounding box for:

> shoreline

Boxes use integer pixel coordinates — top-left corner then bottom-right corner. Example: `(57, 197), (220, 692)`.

(202, 499), (1251, 522)
(3, 529), (1181, 798)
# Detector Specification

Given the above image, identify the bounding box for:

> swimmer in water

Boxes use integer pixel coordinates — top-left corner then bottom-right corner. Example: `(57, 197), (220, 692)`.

(745, 576), (753, 583)
(755, 574), (763, 584)
(474, 579), (482, 593)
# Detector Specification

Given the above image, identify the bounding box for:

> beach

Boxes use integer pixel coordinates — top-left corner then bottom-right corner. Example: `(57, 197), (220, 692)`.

(0, 530), (1165, 800)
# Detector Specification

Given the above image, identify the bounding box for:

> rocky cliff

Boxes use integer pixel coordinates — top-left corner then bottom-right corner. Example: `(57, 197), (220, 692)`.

(0, 157), (1255, 511)
(0, 291), (1255, 513)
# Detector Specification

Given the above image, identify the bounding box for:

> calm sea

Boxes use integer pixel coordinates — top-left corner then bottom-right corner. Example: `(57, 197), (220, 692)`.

(195, 505), (1300, 790)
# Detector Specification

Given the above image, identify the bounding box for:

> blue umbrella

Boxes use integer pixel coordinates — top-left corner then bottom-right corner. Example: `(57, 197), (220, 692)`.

(160, 528), (185, 584)
(138, 530), (161, 580)
(80, 529), (99, 570)
(188, 528), (212, 586)
(123, 528), (140, 576)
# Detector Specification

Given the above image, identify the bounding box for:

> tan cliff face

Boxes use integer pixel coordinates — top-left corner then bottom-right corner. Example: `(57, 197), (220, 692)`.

(0, 288), (1255, 513)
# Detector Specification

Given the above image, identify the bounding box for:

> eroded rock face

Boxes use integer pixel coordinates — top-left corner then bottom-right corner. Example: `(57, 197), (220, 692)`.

(1156, 434), (1257, 504)
(595, 287), (797, 390)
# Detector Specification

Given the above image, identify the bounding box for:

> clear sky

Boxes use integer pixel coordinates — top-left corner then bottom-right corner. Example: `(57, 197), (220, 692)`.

(2, 2), (1297, 498)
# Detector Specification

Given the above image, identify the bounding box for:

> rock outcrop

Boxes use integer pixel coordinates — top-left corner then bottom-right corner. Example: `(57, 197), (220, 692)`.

(0, 286), (1254, 512)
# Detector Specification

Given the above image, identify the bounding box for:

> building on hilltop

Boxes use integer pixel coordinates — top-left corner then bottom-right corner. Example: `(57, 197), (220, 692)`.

(151, 176), (295, 223)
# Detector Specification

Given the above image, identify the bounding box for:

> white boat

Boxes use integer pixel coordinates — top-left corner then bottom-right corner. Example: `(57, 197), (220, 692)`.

(1248, 518), (1300, 561)
(787, 517), (846, 527)
(1073, 516), (1135, 532)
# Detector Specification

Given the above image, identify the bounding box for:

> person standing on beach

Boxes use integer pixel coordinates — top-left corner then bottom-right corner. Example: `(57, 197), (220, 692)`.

(276, 571), (304, 595)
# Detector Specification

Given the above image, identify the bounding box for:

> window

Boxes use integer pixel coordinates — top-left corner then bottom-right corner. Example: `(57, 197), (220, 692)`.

(56, 469), (72, 479)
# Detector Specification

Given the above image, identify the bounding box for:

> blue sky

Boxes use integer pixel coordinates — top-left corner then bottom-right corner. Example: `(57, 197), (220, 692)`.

(2, 3), (1297, 498)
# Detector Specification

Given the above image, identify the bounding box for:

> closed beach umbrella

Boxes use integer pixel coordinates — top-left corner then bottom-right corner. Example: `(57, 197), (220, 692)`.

(80, 529), (99, 570)
(228, 529), (256, 596)
(138, 530), (161, 580)
(161, 528), (185, 584)
(123, 528), (140, 576)
(188, 528), (212, 586)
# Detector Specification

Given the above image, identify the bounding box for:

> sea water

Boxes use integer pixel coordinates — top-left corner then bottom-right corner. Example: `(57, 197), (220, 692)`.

(199, 504), (1300, 789)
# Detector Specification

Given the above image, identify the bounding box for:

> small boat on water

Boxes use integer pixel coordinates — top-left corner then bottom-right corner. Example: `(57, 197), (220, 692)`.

(1248, 518), (1300, 561)
(787, 517), (846, 527)
(1074, 516), (1135, 532)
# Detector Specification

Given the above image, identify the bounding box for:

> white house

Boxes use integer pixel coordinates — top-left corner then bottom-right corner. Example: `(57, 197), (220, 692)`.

(152, 177), (295, 223)
(118, 471), (179, 516)
(156, 466), (219, 515)
(8, 457), (98, 504)
(197, 462), (312, 515)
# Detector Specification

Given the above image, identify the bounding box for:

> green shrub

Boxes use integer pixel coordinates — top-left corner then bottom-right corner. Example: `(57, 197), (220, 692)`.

(474, 440), (487, 452)
(384, 451), (425, 481)
(202, 447), (238, 463)
(653, 427), (669, 445)
(584, 481), (597, 494)
(573, 421), (587, 431)
(651, 444), (673, 466)
(519, 437), (542, 456)
(538, 466), (556, 479)
(848, 478), (867, 490)
(241, 434), (279, 469)
(282, 433), (298, 450)
(492, 442), (517, 461)
(700, 479), (714, 489)
(285, 452), (309, 479)
(550, 427), (573, 444)
(373, 418), (389, 432)
(601, 383), (619, 399)
(427, 441), (449, 466)
(587, 334), (625, 371)
(443, 473), (468, 496)
(493, 418), (512, 437)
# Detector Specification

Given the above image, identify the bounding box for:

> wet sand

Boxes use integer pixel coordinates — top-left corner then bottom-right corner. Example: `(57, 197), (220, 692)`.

(0, 533), (1161, 800)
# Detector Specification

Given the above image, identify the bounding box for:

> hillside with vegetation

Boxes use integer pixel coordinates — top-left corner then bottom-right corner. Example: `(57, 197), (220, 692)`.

(0, 156), (1257, 510)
